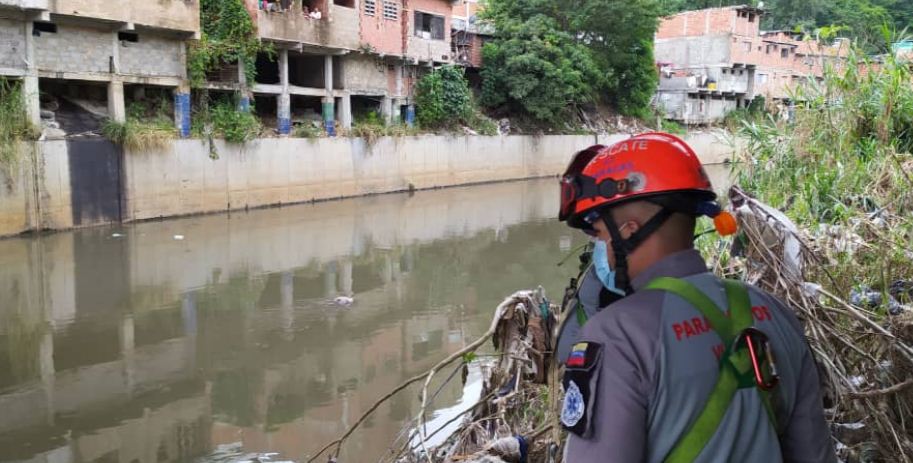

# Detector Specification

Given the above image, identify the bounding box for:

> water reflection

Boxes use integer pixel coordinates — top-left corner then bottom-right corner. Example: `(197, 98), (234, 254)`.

(0, 179), (587, 463)
(0, 165), (735, 463)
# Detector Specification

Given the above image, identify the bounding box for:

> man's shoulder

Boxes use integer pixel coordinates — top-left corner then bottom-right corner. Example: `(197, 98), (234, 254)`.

(579, 289), (667, 342)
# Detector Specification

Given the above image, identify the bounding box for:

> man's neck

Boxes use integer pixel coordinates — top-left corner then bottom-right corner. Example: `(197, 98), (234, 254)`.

(628, 244), (695, 282)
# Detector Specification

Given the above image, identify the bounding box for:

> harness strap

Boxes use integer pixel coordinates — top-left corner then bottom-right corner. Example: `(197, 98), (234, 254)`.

(645, 277), (777, 463)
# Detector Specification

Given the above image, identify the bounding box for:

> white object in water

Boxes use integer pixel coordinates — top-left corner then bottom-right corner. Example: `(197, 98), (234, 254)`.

(334, 296), (354, 306)
(173, 235), (185, 241)
(111, 233), (123, 238)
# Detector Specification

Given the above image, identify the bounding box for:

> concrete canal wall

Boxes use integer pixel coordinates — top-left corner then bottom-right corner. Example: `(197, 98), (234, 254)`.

(0, 132), (736, 237)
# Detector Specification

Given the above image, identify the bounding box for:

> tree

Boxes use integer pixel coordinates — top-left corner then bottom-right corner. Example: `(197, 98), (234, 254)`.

(480, 14), (604, 123)
(567, 0), (661, 116)
(480, 0), (658, 121)
(415, 65), (473, 128)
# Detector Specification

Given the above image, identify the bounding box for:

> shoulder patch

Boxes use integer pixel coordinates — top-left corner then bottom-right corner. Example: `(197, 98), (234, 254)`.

(561, 342), (603, 437)
(561, 380), (586, 427)
(566, 342), (600, 368)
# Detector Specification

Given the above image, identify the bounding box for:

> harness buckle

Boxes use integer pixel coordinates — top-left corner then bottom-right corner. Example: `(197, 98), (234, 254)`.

(735, 327), (780, 391)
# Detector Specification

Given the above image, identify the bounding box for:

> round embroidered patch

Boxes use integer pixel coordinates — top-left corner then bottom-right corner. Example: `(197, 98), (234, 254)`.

(561, 380), (585, 427)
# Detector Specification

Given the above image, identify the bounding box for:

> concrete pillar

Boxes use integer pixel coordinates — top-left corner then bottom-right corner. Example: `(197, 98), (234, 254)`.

(395, 63), (404, 96)
(405, 104), (416, 127)
(381, 96), (393, 125)
(23, 76), (41, 127)
(323, 55), (336, 136)
(23, 21), (40, 127)
(393, 98), (404, 124)
(108, 80), (126, 123)
(238, 59), (250, 112)
(174, 84), (191, 138)
(278, 49), (291, 135)
(339, 94), (352, 130)
(322, 97), (336, 136)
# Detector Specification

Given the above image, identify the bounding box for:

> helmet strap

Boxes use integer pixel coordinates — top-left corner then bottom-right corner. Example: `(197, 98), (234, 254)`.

(602, 206), (674, 293)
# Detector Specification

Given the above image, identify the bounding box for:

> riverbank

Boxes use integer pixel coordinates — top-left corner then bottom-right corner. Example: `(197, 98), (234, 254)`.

(0, 132), (737, 238)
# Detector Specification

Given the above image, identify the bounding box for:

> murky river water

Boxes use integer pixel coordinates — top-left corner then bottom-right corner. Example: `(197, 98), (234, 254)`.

(0, 167), (732, 463)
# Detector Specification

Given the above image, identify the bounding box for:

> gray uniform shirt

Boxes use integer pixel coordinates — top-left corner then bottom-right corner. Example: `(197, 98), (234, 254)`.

(564, 249), (834, 463)
(556, 265), (606, 364)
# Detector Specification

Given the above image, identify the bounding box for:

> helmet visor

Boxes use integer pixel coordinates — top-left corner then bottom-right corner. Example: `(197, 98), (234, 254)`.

(559, 145), (605, 222)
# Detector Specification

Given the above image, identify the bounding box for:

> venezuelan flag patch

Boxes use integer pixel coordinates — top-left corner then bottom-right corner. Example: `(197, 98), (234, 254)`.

(566, 342), (589, 367)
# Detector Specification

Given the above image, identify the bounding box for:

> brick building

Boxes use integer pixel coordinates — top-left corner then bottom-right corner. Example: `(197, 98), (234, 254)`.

(0, 0), (199, 134)
(0, 0), (457, 138)
(450, 0), (492, 69)
(210, 0), (455, 136)
(654, 5), (848, 124)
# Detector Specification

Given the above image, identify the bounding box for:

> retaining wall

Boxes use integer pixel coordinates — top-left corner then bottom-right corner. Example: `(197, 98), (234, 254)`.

(0, 132), (737, 237)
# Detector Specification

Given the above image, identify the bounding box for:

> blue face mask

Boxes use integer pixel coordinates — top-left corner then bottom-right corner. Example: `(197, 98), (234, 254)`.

(593, 240), (626, 296)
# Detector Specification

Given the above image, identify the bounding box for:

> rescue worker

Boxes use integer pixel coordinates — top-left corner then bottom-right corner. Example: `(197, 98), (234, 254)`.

(557, 133), (834, 462)
(555, 145), (627, 364)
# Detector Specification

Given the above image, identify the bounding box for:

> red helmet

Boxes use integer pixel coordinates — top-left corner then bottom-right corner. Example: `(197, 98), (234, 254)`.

(558, 144), (605, 222)
(561, 132), (715, 229)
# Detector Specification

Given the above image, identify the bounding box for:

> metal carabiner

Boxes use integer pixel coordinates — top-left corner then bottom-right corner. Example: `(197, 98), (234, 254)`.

(736, 327), (780, 391)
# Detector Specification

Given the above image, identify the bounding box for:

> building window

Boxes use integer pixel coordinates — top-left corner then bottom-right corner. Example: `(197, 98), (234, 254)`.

(118, 32), (139, 43)
(334, 0), (355, 7)
(364, 0), (375, 15)
(758, 74), (768, 84)
(748, 13), (755, 23)
(415, 11), (445, 40)
(743, 42), (751, 52)
(33, 21), (57, 34)
(383, 1), (398, 20)
(781, 48), (790, 58)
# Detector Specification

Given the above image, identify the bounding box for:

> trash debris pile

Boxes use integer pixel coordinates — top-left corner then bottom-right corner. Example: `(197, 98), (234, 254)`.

(306, 289), (560, 463)
(715, 186), (913, 462)
(385, 288), (557, 463)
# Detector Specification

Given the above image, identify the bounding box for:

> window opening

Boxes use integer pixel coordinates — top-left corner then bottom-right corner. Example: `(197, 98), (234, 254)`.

(383, 1), (398, 20)
(414, 11), (445, 40)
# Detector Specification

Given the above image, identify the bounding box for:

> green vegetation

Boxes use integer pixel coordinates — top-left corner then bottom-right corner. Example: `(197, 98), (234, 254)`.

(722, 95), (767, 132)
(480, 0), (659, 122)
(189, 0), (270, 88)
(0, 79), (38, 177)
(414, 65), (498, 135)
(415, 65), (473, 127)
(348, 111), (423, 144)
(733, 41), (913, 293)
(103, 98), (175, 151)
(210, 99), (261, 144)
(293, 122), (323, 139)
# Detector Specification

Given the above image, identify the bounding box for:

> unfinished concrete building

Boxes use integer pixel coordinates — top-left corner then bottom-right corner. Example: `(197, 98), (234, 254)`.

(451, 0), (491, 70)
(214, 0), (454, 136)
(0, 0), (199, 136)
(654, 5), (848, 124)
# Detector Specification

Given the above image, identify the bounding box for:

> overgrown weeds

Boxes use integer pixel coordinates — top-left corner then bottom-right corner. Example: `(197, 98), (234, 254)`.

(347, 111), (423, 144)
(210, 100), (260, 144)
(0, 78), (39, 179)
(722, 37), (913, 461)
(293, 122), (322, 139)
(102, 98), (175, 151)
